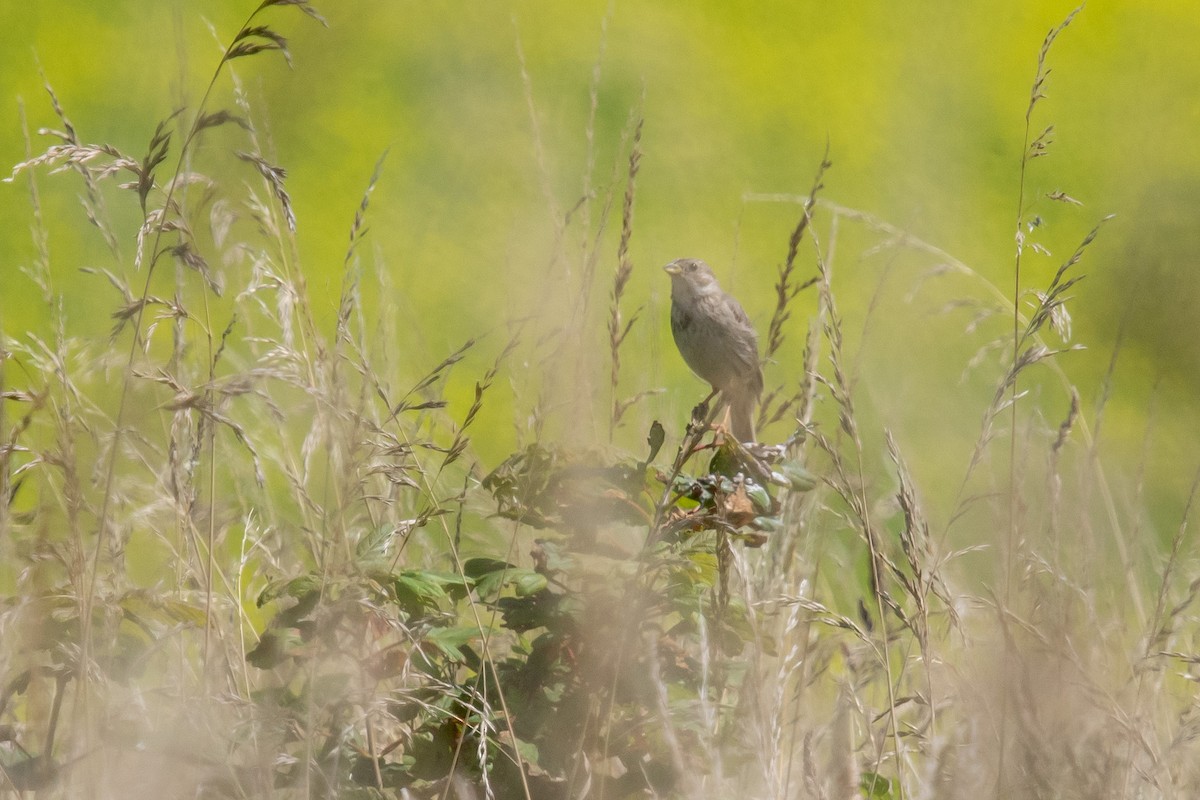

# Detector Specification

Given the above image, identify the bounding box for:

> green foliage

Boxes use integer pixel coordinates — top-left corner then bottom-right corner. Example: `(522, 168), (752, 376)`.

(237, 434), (814, 796)
(861, 772), (896, 799)
(2, 3), (1199, 799)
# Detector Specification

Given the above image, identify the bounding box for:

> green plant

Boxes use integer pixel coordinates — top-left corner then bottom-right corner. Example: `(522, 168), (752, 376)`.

(4, 3), (1199, 799)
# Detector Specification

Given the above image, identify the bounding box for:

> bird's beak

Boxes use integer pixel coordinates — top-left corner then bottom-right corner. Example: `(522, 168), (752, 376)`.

(663, 262), (681, 275)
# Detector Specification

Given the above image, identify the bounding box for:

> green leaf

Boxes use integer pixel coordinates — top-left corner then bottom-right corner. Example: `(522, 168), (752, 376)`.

(424, 625), (481, 661)
(752, 515), (784, 532)
(645, 420), (665, 463)
(463, 557), (514, 579)
(247, 628), (304, 669)
(467, 561), (549, 598)
(394, 571), (452, 616)
(466, 558), (515, 598)
(779, 461), (819, 492)
(513, 570), (548, 596)
(497, 593), (561, 633)
(498, 729), (541, 769)
(745, 482), (773, 512)
(404, 721), (459, 780)
(707, 441), (741, 477)
(861, 772), (896, 798)
(257, 574), (321, 607)
(275, 587), (321, 626)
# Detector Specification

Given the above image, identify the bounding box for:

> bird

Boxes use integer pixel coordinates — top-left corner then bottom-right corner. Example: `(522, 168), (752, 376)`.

(664, 258), (763, 442)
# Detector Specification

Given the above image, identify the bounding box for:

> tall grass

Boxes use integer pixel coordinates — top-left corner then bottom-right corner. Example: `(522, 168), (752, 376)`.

(1, 3), (1198, 800)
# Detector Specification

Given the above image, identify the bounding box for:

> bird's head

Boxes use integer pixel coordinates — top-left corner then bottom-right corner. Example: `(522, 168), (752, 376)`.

(664, 258), (721, 298)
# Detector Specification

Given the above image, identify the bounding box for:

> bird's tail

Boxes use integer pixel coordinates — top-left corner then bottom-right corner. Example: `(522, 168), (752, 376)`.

(728, 389), (757, 443)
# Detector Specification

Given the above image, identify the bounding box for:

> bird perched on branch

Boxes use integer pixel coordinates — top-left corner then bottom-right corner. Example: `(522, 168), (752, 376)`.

(664, 258), (763, 442)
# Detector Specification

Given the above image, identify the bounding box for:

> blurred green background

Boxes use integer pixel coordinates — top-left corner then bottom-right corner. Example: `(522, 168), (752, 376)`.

(2, 0), (1198, 536)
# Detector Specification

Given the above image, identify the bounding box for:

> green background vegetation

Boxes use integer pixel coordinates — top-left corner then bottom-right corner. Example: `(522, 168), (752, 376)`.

(3, 1), (1198, 517)
(1, 1), (1199, 797)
